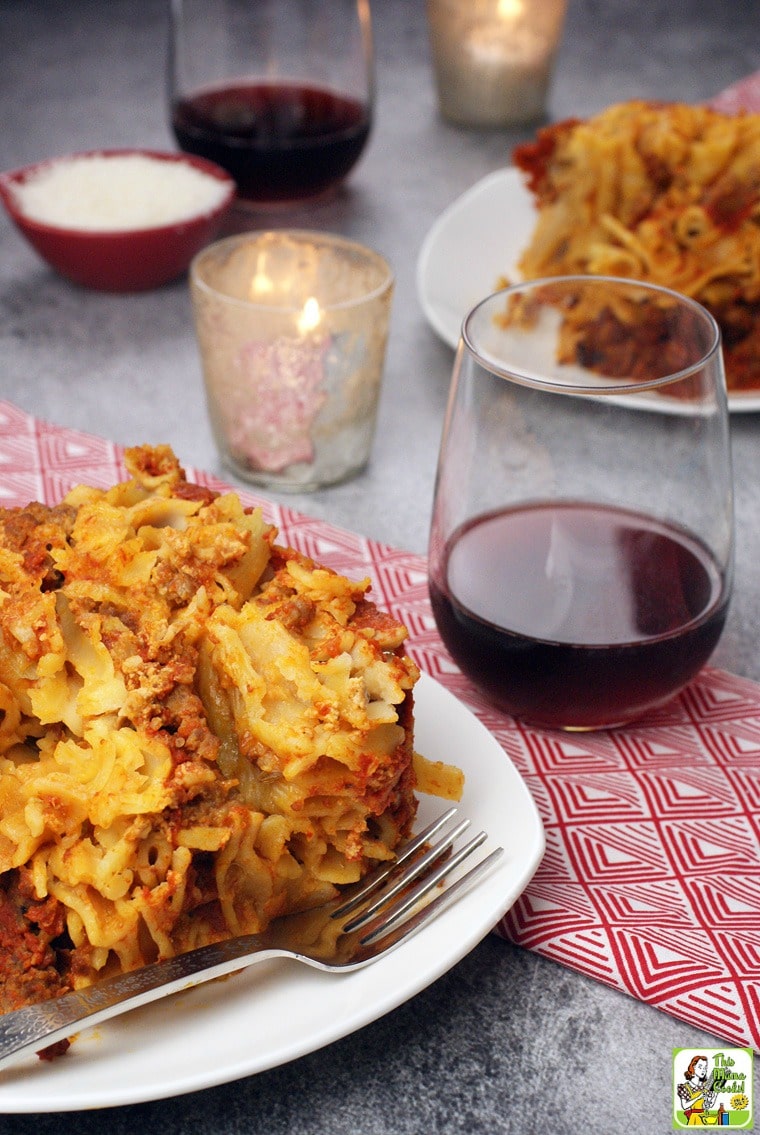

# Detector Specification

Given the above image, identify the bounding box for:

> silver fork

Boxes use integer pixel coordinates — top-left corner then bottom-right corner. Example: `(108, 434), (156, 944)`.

(0, 807), (503, 1072)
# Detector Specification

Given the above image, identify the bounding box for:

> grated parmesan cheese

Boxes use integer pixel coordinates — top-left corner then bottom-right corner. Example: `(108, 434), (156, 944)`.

(12, 153), (232, 231)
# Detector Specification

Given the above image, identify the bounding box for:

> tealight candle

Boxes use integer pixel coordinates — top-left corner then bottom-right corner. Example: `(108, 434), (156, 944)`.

(189, 231), (394, 491)
(426, 0), (567, 127)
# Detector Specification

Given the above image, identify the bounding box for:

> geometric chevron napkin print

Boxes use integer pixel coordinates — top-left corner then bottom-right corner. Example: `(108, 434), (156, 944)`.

(1, 400), (758, 1053)
(494, 673), (760, 1054)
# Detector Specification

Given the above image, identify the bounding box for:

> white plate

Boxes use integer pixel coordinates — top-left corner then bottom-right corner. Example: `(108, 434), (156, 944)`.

(0, 672), (544, 1114)
(416, 167), (760, 414)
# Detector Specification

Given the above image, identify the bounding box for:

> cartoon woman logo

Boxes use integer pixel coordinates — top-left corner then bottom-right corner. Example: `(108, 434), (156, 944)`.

(676, 1055), (726, 1126)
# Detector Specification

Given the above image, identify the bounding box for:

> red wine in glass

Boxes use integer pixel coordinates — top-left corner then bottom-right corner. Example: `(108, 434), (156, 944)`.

(428, 500), (729, 729)
(171, 81), (371, 204)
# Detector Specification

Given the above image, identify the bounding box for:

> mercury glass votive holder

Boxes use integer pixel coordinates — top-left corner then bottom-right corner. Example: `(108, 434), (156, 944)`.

(189, 230), (394, 491)
(426, 0), (567, 127)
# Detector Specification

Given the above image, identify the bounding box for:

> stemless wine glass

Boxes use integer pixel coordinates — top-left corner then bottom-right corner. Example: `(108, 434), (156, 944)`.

(168, 0), (374, 207)
(428, 276), (735, 731)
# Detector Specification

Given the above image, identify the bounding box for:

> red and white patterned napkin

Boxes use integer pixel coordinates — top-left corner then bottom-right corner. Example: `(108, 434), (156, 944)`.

(1, 399), (758, 1053)
(709, 71), (760, 114)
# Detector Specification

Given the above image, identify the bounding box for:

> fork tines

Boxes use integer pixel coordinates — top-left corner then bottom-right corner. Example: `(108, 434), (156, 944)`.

(332, 807), (503, 947)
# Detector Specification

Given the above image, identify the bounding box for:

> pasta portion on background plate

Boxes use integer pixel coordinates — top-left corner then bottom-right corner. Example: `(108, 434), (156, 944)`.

(510, 99), (760, 392)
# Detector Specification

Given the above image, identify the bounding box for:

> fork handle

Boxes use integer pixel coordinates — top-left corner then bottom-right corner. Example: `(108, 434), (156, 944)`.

(0, 935), (282, 1072)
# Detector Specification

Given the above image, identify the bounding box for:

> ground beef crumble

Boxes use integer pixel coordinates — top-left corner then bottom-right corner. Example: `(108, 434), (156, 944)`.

(0, 869), (72, 1015)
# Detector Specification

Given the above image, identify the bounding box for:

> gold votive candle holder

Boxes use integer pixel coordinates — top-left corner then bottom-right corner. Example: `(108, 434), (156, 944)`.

(190, 230), (394, 491)
(426, 0), (567, 127)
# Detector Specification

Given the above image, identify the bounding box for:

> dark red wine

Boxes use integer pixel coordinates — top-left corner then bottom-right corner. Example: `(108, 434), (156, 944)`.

(428, 502), (729, 729)
(171, 81), (371, 203)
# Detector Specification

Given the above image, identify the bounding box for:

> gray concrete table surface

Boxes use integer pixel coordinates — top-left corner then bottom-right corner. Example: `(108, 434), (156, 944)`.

(1, 1), (758, 1132)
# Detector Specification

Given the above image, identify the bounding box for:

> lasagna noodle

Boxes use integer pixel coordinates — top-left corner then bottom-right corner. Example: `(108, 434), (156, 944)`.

(0, 445), (453, 1014)
(511, 99), (760, 390)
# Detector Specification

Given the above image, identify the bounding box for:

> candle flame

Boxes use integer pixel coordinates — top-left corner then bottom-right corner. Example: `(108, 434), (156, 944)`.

(297, 296), (322, 335)
(249, 265), (274, 301)
(497, 0), (524, 20)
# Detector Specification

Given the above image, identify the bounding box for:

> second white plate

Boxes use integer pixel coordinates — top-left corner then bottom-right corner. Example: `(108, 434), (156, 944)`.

(416, 167), (760, 413)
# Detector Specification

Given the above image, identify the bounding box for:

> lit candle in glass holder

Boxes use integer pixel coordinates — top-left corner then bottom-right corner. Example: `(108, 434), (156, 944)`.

(426, 0), (567, 127)
(189, 231), (394, 491)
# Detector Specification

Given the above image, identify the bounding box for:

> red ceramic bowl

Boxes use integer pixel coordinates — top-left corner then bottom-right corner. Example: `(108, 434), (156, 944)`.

(0, 149), (237, 292)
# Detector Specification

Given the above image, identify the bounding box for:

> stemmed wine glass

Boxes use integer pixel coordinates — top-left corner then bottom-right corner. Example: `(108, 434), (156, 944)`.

(168, 0), (374, 206)
(428, 276), (734, 731)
